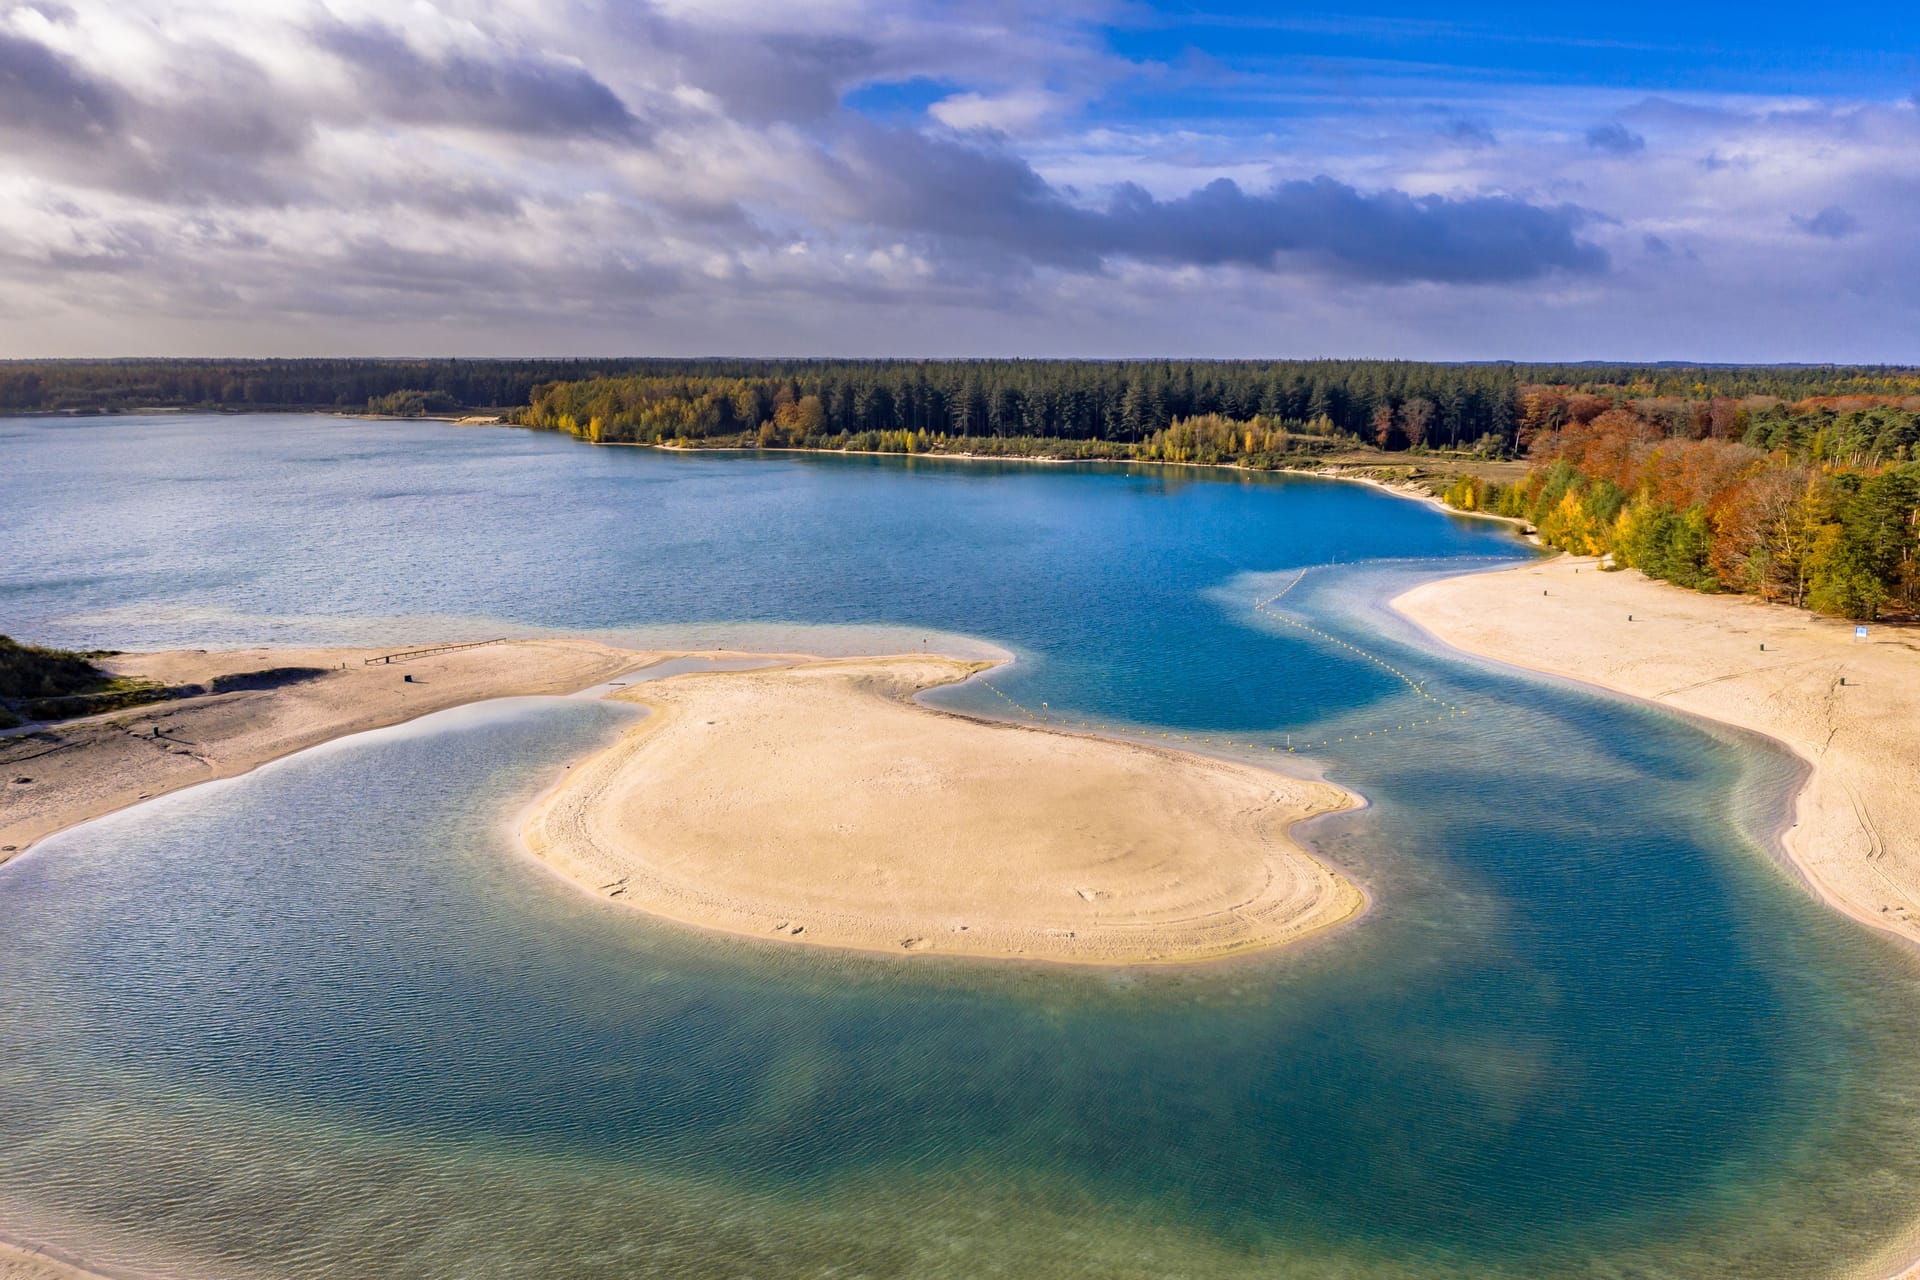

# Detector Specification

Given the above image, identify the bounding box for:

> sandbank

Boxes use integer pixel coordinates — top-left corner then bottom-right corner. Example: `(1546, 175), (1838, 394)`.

(1, 638), (650, 863)
(521, 655), (1362, 965)
(1396, 556), (1920, 951)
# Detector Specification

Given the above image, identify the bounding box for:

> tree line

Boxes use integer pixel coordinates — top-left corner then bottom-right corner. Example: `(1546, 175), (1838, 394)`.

(512, 361), (1528, 452)
(0, 359), (637, 415)
(8, 357), (1917, 462)
(1444, 399), (1920, 620)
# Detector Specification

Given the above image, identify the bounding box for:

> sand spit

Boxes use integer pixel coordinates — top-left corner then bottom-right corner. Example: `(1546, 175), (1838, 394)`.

(1396, 556), (1920, 950)
(0, 638), (650, 863)
(522, 656), (1363, 965)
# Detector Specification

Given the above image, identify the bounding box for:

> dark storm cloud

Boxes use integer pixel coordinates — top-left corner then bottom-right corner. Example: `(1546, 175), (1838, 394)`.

(850, 130), (1607, 284)
(1793, 206), (1860, 239)
(0, 31), (121, 140)
(1585, 122), (1646, 153)
(317, 20), (644, 140)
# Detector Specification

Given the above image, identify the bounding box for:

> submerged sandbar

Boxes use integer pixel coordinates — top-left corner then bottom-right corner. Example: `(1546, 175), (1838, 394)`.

(522, 656), (1362, 964)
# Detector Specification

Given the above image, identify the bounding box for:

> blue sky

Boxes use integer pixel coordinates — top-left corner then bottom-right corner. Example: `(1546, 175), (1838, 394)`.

(1113, 2), (1920, 96)
(1, 0), (1915, 359)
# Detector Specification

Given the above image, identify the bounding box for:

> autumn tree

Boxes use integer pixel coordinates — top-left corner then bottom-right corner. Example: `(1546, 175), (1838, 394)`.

(1400, 397), (1435, 450)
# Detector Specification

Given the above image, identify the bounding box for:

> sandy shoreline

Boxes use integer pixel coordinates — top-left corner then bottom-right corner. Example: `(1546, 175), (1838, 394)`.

(0, 1239), (110, 1280)
(1396, 556), (1920, 953)
(0, 638), (654, 864)
(522, 655), (1363, 965)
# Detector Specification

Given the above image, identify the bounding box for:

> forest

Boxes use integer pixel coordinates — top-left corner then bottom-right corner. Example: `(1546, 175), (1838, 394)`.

(1441, 390), (1920, 620)
(509, 361), (1920, 462)
(0, 359), (635, 415)
(8, 357), (1916, 453)
(510, 361), (1527, 455)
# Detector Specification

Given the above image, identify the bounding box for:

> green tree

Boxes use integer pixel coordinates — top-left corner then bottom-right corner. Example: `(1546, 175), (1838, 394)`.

(1808, 468), (1919, 618)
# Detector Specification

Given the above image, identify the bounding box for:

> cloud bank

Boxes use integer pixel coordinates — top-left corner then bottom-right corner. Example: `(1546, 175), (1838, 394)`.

(0, 0), (1913, 358)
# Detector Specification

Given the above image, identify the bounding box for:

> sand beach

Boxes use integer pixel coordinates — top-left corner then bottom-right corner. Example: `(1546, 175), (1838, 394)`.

(523, 655), (1362, 964)
(1397, 556), (1920, 951)
(0, 1240), (104, 1280)
(1, 639), (649, 863)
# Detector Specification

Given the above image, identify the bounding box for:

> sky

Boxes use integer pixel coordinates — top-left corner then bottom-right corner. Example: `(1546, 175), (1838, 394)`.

(2, 0), (1917, 360)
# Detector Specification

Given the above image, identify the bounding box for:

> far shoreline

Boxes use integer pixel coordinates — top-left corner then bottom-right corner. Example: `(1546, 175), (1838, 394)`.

(29, 406), (1532, 531)
(483, 423), (1534, 529)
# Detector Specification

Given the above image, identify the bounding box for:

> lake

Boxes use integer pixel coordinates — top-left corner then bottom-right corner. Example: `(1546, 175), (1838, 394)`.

(3, 414), (1918, 1278)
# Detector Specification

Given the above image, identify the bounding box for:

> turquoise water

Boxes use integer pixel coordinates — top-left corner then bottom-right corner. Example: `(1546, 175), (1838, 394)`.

(3, 415), (1919, 1278)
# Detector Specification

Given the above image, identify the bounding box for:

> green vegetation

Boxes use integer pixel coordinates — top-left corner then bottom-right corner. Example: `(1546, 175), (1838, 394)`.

(366, 389), (461, 417)
(9, 355), (1917, 459)
(511, 361), (1529, 456)
(0, 635), (167, 727)
(1440, 395), (1920, 620)
(0, 359), (635, 415)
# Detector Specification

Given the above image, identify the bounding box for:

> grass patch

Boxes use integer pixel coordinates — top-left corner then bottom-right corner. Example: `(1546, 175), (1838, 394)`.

(0, 635), (168, 724)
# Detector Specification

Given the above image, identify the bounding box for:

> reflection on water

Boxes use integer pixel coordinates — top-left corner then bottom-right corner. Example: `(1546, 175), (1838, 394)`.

(2, 416), (1919, 1278)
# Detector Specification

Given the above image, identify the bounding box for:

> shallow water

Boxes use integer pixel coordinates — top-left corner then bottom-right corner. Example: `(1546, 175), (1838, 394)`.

(3, 415), (1919, 1278)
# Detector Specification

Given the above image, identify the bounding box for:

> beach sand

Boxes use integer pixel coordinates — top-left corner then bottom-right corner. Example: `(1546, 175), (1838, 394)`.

(0, 1242), (103, 1280)
(1396, 555), (1920, 950)
(0, 638), (650, 864)
(522, 655), (1362, 965)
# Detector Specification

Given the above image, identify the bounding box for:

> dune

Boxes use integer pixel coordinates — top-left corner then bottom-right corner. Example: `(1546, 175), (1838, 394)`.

(521, 656), (1362, 965)
(1396, 555), (1920, 950)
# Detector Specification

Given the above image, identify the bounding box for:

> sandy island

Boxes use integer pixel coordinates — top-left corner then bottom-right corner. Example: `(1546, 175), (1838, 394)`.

(4, 643), (1361, 967)
(522, 655), (1362, 965)
(1397, 555), (1920, 952)
(0, 638), (650, 863)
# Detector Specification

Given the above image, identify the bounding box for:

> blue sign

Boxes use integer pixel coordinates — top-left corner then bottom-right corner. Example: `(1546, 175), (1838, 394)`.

(1855, 625), (1869, 640)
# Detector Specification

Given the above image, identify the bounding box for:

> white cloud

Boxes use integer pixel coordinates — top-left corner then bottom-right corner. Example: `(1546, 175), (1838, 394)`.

(0, 1), (1913, 358)
(930, 88), (1067, 134)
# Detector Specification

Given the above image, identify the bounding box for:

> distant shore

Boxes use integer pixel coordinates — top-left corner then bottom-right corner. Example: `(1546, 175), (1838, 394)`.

(522, 429), (1529, 511)
(17, 406), (1532, 531)
(1396, 555), (1920, 954)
